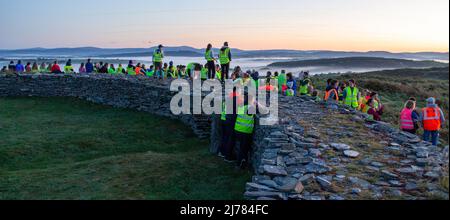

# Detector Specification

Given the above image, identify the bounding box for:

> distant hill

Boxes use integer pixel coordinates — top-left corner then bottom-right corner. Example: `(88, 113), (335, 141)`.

(268, 57), (449, 69)
(99, 50), (203, 58)
(0, 47), (448, 61)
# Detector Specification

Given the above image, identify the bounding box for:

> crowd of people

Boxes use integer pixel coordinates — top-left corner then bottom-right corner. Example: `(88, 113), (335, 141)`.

(1, 42), (446, 169)
(318, 76), (445, 147)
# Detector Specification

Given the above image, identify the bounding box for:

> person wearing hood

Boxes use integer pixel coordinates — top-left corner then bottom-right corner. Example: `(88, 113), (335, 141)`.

(219, 42), (232, 82)
(420, 97), (445, 146)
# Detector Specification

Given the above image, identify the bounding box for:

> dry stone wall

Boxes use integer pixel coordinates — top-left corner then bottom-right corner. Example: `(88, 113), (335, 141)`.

(1, 73), (448, 200)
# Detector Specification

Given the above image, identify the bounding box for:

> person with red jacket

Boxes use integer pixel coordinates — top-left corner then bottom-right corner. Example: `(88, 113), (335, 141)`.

(51, 61), (62, 74)
(420, 97), (445, 146)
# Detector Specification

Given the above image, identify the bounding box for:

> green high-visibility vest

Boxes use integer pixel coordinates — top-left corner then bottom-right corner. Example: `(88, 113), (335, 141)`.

(205, 50), (214, 61)
(344, 87), (359, 108)
(117, 66), (124, 74)
(286, 89), (294, 97)
(278, 73), (287, 91)
(108, 68), (116, 74)
(219, 48), (230, 65)
(146, 71), (154, 77)
(64, 66), (74, 73)
(127, 67), (135, 75)
(153, 50), (163, 62)
(299, 78), (310, 95)
(39, 67), (48, 73)
(216, 70), (222, 80)
(234, 105), (255, 134)
(201, 67), (208, 79)
(221, 102), (227, 121)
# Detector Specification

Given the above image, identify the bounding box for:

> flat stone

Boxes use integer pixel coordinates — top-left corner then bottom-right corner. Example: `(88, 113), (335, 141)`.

(351, 188), (362, 194)
(299, 174), (315, 184)
(303, 138), (318, 143)
(365, 166), (380, 172)
(415, 158), (429, 167)
(261, 159), (277, 165)
(370, 162), (385, 167)
(270, 131), (288, 138)
(274, 177), (298, 192)
(329, 194), (345, 200)
(316, 176), (332, 189)
(405, 182), (418, 191)
(375, 181), (391, 187)
(344, 150), (360, 158)
(305, 162), (331, 174)
(244, 191), (284, 200)
(246, 183), (277, 191)
(389, 189), (403, 197)
(381, 170), (399, 180)
(416, 151), (429, 158)
(349, 177), (372, 190)
(424, 171), (440, 179)
(396, 167), (416, 174)
(309, 148), (322, 157)
(389, 180), (404, 187)
(263, 165), (288, 176)
(258, 180), (279, 189)
(294, 182), (305, 193)
(331, 143), (351, 151)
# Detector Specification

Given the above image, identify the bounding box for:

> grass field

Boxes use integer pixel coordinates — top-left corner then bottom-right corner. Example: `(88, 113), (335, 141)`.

(311, 67), (449, 145)
(0, 97), (251, 200)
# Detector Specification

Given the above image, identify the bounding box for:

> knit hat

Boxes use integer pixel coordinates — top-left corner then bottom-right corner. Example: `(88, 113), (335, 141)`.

(427, 97), (436, 104)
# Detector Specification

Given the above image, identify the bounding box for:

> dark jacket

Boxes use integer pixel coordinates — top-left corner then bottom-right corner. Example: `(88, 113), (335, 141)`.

(86, 62), (94, 73)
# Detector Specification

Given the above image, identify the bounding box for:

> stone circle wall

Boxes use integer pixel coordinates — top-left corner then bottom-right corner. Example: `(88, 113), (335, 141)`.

(1, 73), (448, 200)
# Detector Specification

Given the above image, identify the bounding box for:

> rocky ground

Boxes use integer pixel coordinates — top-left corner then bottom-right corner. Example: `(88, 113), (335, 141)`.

(246, 96), (449, 200)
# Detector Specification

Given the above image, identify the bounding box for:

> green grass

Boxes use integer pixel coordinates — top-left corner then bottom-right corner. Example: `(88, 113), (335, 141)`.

(0, 97), (251, 200)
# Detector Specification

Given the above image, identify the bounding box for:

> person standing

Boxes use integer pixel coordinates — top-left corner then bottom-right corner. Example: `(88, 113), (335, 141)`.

(420, 97), (445, 146)
(400, 100), (420, 134)
(153, 44), (164, 79)
(278, 70), (287, 92)
(219, 88), (242, 162)
(219, 42), (231, 82)
(235, 94), (258, 169)
(343, 79), (360, 109)
(205, 43), (216, 79)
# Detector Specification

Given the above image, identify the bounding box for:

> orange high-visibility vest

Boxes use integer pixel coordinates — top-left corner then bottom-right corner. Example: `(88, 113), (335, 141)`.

(324, 89), (339, 101)
(135, 67), (142, 75)
(422, 107), (442, 131)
